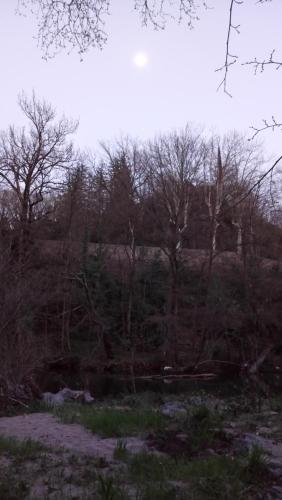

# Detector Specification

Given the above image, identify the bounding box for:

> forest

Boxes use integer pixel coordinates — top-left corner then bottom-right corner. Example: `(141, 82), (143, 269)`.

(0, 93), (281, 401)
(0, 3), (282, 499)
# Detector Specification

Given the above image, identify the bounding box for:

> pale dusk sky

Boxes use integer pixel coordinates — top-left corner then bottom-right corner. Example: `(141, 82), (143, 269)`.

(0, 1), (281, 164)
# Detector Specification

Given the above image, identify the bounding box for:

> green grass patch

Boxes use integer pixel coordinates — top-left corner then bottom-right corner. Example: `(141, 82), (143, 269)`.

(137, 482), (179, 500)
(127, 450), (270, 499)
(113, 439), (129, 461)
(0, 436), (47, 459)
(186, 405), (223, 452)
(52, 404), (167, 437)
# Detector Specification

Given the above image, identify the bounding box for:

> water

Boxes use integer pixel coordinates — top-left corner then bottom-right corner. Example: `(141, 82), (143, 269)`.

(41, 368), (282, 399)
(60, 373), (244, 399)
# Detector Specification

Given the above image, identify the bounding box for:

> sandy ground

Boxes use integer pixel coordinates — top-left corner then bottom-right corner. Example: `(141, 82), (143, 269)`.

(0, 412), (147, 461)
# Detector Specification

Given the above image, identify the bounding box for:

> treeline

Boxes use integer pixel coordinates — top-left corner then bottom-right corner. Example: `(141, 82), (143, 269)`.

(0, 94), (282, 388)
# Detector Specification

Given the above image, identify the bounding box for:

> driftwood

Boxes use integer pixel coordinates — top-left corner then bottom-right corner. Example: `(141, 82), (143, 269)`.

(130, 373), (217, 381)
(8, 397), (29, 408)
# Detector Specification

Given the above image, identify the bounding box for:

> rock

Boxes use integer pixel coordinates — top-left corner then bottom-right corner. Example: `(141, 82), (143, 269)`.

(175, 433), (189, 442)
(234, 432), (273, 456)
(269, 464), (282, 479)
(243, 433), (273, 450)
(42, 388), (94, 406)
(234, 432), (282, 469)
(83, 391), (95, 403)
(160, 402), (187, 418)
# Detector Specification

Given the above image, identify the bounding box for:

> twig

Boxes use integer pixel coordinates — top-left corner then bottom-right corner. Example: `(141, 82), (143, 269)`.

(249, 116), (282, 140)
(216, 0), (242, 97)
(243, 49), (282, 74)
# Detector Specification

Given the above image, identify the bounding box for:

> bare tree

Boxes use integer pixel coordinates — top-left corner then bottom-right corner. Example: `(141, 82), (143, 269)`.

(203, 145), (224, 257)
(220, 134), (264, 259)
(144, 126), (206, 362)
(202, 133), (264, 262)
(0, 93), (77, 260)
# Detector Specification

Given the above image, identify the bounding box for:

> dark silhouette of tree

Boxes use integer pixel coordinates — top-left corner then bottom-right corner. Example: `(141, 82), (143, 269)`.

(0, 92), (77, 259)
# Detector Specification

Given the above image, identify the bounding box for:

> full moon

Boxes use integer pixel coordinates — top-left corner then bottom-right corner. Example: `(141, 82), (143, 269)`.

(133, 52), (148, 68)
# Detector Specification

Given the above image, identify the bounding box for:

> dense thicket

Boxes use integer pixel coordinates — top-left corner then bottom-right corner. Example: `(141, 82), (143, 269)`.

(0, 97), (282, 390)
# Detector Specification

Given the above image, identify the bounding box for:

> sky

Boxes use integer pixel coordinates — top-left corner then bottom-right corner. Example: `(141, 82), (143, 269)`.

(0, 1), (282, 164)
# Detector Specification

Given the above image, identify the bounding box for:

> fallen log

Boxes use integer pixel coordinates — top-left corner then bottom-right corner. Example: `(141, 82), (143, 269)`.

(123, 373), (218, 381)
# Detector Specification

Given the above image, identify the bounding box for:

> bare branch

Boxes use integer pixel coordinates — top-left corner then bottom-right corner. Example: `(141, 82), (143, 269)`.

(18, 0), (207, 58)
(249, 116), (282, 140)
(243, 49), (282, 74)
(225, 154), (282, 214)
(18, 0), (110, 59)
(134, 0), (204, 29)
(216, 0), (242, 97)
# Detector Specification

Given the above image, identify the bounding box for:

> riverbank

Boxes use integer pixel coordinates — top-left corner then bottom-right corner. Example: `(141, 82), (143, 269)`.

(0, 390), (281, 498)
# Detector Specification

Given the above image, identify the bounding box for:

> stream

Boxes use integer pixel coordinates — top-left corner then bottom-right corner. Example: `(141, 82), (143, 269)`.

(41, 370), (282, 399)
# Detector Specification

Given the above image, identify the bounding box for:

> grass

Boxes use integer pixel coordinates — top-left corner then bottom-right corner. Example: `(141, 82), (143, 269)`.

(0, 473), (29, 499)
(113, 439), (129, 461)
(137, 482), (179, 500)
(0, 436), (47, 459)
(97, 474), (128, 500)
(51, 404), (167, 437)
(243, 445), (269, 480)
(186, 404), (223, 452)
(0, 437), (48, 499)
(126, 449), (271, 499)
(3, 391), (279, 498)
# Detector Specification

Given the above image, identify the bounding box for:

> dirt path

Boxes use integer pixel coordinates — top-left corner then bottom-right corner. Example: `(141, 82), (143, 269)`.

(0, 412), (147, 461)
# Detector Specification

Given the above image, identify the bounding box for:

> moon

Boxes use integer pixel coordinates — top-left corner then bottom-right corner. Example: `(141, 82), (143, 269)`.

(133, 52), (148, 68)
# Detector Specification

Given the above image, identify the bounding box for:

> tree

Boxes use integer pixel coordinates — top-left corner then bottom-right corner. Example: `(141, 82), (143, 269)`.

(203, 146), (224, 258)
(203, 132), (264, 264)
(0, 93), (77, 260)
(101, 140), (146, 376)
(144, 126), (206, 362)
